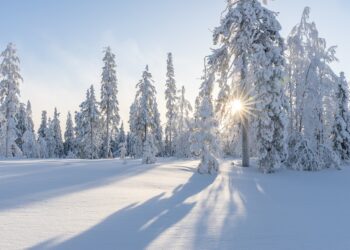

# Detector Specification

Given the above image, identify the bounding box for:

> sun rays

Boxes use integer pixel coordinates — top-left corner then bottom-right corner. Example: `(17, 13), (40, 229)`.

(218, 86), (259, 133)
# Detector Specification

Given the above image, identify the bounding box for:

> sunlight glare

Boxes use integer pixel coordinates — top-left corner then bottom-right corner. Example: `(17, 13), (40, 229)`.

(231, 99), (243, 114)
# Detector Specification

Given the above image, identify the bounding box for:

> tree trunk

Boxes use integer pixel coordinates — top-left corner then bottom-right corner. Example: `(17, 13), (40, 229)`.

(241, 54), (249, 167)
(90, 119), (93, 160)
(288, 67), (294, 134)
(242, 117), (249, 167)
(105, 103), (110, 158)
(5, 122), (9, 158)
(5, 105), (10, 158)
(169, 120), (172, 157)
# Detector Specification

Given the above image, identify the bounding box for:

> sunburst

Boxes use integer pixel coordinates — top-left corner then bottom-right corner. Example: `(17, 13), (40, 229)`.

(218, 86), (259, 132)
(231, 99), (243, 114)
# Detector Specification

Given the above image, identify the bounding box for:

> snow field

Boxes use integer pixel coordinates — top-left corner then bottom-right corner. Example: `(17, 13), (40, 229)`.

(0, 158), (350, 250)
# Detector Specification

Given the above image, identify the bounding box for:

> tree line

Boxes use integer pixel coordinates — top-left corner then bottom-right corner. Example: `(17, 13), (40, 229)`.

(0, 1), (349, 175)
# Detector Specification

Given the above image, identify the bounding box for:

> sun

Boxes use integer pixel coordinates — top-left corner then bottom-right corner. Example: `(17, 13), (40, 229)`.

(231, 99), (243, 114)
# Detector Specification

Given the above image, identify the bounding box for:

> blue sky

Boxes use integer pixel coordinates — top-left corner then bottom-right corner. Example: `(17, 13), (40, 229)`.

(1, 0), (349, 128)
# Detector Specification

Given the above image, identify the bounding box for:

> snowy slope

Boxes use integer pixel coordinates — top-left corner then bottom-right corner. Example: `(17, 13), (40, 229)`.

(0, 158), (349, 250)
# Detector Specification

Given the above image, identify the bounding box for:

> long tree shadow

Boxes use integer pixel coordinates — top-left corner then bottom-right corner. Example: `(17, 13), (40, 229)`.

(0, 158), (161, 211)
(188, 160), (268, 250)
(31, 172), (216, 250)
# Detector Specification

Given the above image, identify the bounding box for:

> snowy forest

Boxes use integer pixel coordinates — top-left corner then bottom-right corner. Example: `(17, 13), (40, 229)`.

(3, 1), (350, 249)
(0, 1), (349, 174)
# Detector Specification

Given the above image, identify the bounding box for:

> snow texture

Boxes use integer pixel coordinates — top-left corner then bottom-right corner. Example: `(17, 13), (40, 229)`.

(0, 158), (349, 250)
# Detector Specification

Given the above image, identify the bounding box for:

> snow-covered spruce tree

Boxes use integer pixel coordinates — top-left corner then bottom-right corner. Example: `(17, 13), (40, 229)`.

(175, 86), (193, 158)
(0, 110), (4, 154)
(128, 98), (143, 158)
(73, 111), (83, 158)
(46, 118), (56, 158)
(113, 122), (126, 157)
(249, 7), (287, 173)
(210, 0), (256, 167)
(100, 47), (120, 158)
(118, 122), (126, 145)
(38, 111), (47, 139)
(132, 65), (159, 164)
(153, 100), (164, 156)
(51, 108), (64, 158)
(37, 110), (48, 158)
(64, 111), (75, 158)
(210, 0), (287, 172)
(22, 101), (38, 158)
(25, 101), (34, 133)
(164, 52), (178, 156)
(15, 103), (27, 151)
(77, 85), (102, 159)
(0, 43), (23, 157)
(190, 72), (220, 174)
(331, 72), (350, 160)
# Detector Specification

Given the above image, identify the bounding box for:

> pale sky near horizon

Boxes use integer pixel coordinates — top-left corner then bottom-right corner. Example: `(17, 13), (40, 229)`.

(1, 0), (349, 130)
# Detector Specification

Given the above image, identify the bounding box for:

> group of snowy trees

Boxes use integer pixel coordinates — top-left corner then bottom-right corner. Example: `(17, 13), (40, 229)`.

(284, 7), (343, 171)
(0, 46), (121, 159)
(201, 0), (350, 173)
(0, 43), (40, 159)
(128, 55), (193, 163)
(208, 0), (288, 173)
(1, 0), (350, 175)
(0, 45), (194, 162)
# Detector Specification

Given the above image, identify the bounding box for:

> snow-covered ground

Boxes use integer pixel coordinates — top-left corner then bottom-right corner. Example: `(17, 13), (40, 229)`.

(0, 158), (349, 250)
